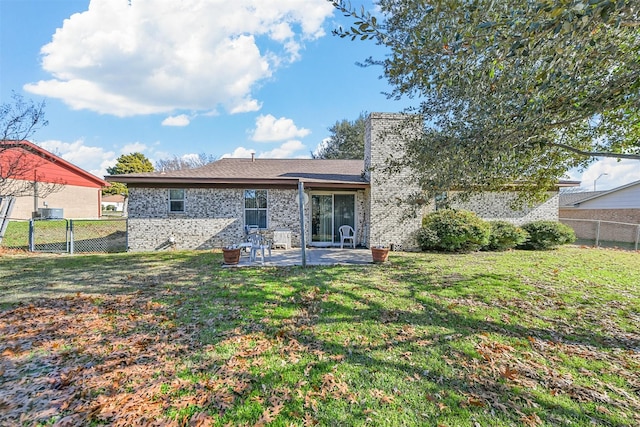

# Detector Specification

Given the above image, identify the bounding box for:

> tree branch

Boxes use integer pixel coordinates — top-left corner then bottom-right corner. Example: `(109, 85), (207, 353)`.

(546, 141), (640, 160)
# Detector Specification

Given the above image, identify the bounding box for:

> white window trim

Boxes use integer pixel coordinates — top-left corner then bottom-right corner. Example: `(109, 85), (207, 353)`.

(169, 189), (186, 213)
(244, 189), (268, 229)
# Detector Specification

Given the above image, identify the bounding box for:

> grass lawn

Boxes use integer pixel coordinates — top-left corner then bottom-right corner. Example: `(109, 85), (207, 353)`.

(0, 247), (638, 426)
(1, 219), (127, 252)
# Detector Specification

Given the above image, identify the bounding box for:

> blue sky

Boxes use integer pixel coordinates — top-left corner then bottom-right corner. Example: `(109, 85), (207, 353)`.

(1, 0), (638, 191)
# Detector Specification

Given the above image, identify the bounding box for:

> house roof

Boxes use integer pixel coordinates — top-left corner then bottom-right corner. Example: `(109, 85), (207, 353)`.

(104, 155), (581, 190)
(1, 140), (110, 188)
(561, 179), (640, 207)
(105, 158), (368, 188)
(559, 191), (607, 207)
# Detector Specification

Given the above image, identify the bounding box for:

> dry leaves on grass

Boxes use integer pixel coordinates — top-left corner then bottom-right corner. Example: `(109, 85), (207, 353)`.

(0, 295), (266, 426)
(0, 293), (196, 426)
(468, 334), (640, 423)
(0, 290), (358, 426)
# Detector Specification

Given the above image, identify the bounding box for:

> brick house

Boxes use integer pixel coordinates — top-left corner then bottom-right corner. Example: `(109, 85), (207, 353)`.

(108, 113), (577, 251)
(559, 181), (640, 245)
(1, 140), (109, 219)
(559, 180), (640, 224)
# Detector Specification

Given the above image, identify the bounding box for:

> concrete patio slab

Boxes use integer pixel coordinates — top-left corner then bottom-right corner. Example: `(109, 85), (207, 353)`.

(223, 248), (375, 267)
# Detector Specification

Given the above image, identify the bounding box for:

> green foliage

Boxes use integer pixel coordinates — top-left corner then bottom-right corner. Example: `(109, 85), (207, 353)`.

(313, 112), (367, 159)
(330, 1), (640, 205)
(482, 220), (529, 251)
(103, 152), (154, 196)
(107, 152), (154, 175)
(518, 221), (576, 250)
(418, 209), (490, 252)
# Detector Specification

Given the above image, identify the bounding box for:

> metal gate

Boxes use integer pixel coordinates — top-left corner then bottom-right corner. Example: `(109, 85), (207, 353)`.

(30, 219), (68, 252)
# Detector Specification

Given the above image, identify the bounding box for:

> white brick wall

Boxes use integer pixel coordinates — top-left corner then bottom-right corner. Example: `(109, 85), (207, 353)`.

(451, 192), (559, 225)
(365, 113), (424, 249)
(125, 113), (562, 252)
(127, 187), (304, 251)
(365, 113), (561, 249)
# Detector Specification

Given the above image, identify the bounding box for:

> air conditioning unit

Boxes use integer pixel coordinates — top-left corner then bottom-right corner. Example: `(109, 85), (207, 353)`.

(37, 208), (64, 219)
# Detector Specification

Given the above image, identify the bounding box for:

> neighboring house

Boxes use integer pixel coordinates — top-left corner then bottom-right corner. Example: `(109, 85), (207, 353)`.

(559, 180), (640, 224)
(101, 194), (126, 212)
(559, 181), (640, 245)
(0, 140), (109, 219)
(107, 113), (578, 251)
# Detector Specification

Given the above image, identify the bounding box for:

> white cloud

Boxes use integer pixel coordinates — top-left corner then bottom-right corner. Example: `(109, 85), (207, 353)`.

(568, 158), (640, 191)
(38, 139), (116, 178)
(258, 140), (307, 158)
(251, 114), (311, 142)
(23, 0), (334, 117)
(37, 139), (179, 178)
(162, 114), (191, 127)
(221, 140), (307, 159)
(121, 142), (148, 154)
(230, 99), (262, 114)
(221, 146), (256, 159)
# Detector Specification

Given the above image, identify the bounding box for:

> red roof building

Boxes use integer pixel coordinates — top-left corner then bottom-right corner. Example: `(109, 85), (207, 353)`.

(1, 140), (109, 219)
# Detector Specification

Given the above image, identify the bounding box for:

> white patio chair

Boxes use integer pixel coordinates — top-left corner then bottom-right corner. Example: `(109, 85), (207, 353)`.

(247, 233), (271, 264)
(339, 225), (356, 249)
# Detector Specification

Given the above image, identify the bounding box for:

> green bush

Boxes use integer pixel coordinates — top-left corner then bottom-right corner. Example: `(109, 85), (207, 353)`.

(418, 209), (490, 252)
(482, 221), (529, 251)
(518, 221), (576, 250)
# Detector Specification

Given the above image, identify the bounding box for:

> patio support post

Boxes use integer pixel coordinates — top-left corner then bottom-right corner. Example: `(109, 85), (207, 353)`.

(298, 181), (306, 267)
(28, 219), (35, 252)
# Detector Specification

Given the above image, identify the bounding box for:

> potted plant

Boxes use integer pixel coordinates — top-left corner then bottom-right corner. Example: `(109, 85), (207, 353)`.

(371, 245), (389, 263)
(222, 245), (241, 265)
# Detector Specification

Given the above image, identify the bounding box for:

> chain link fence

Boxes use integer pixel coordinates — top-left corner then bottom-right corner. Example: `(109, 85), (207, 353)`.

(0, 218), (127, 253)
(560, 218), (640, 251)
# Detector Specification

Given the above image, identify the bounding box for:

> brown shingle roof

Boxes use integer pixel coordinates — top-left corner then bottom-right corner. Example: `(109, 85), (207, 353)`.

(105, 158), (367, 188)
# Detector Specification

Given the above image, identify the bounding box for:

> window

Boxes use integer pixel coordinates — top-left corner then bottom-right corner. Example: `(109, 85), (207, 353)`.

(169, 189), (185, 213)
(244, 189), (267, 228)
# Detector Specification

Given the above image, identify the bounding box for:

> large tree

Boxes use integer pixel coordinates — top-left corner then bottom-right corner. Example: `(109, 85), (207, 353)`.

(330, 0), (639, 204)
(103, 152), (154, 196)
(313, 112), (367, 159)
(0, 93), (62, 199)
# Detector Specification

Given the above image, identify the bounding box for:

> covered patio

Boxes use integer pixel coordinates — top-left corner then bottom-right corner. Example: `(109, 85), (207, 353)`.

(223, 247), (377, 267)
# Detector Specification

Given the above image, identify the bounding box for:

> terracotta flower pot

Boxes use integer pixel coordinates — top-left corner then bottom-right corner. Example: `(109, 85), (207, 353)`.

(222, 248), (241, 265)
(371, 247), (389, 263)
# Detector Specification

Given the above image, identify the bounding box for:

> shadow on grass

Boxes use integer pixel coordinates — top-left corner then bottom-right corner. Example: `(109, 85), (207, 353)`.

(160, 255), (639, 426)
(1, 251), (638, 426)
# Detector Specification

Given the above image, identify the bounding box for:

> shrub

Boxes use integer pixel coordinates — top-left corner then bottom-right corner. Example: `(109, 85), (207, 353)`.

(518, 221), (576, 250)
(482, 221), (529, 251)
(418, 209), (490, 252)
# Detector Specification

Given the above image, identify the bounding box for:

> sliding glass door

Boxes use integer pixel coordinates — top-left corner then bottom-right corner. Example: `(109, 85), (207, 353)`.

(311, 193), (355, 245)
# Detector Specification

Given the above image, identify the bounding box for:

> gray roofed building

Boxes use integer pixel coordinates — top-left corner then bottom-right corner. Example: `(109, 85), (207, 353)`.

(106, 113), (577, 253)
